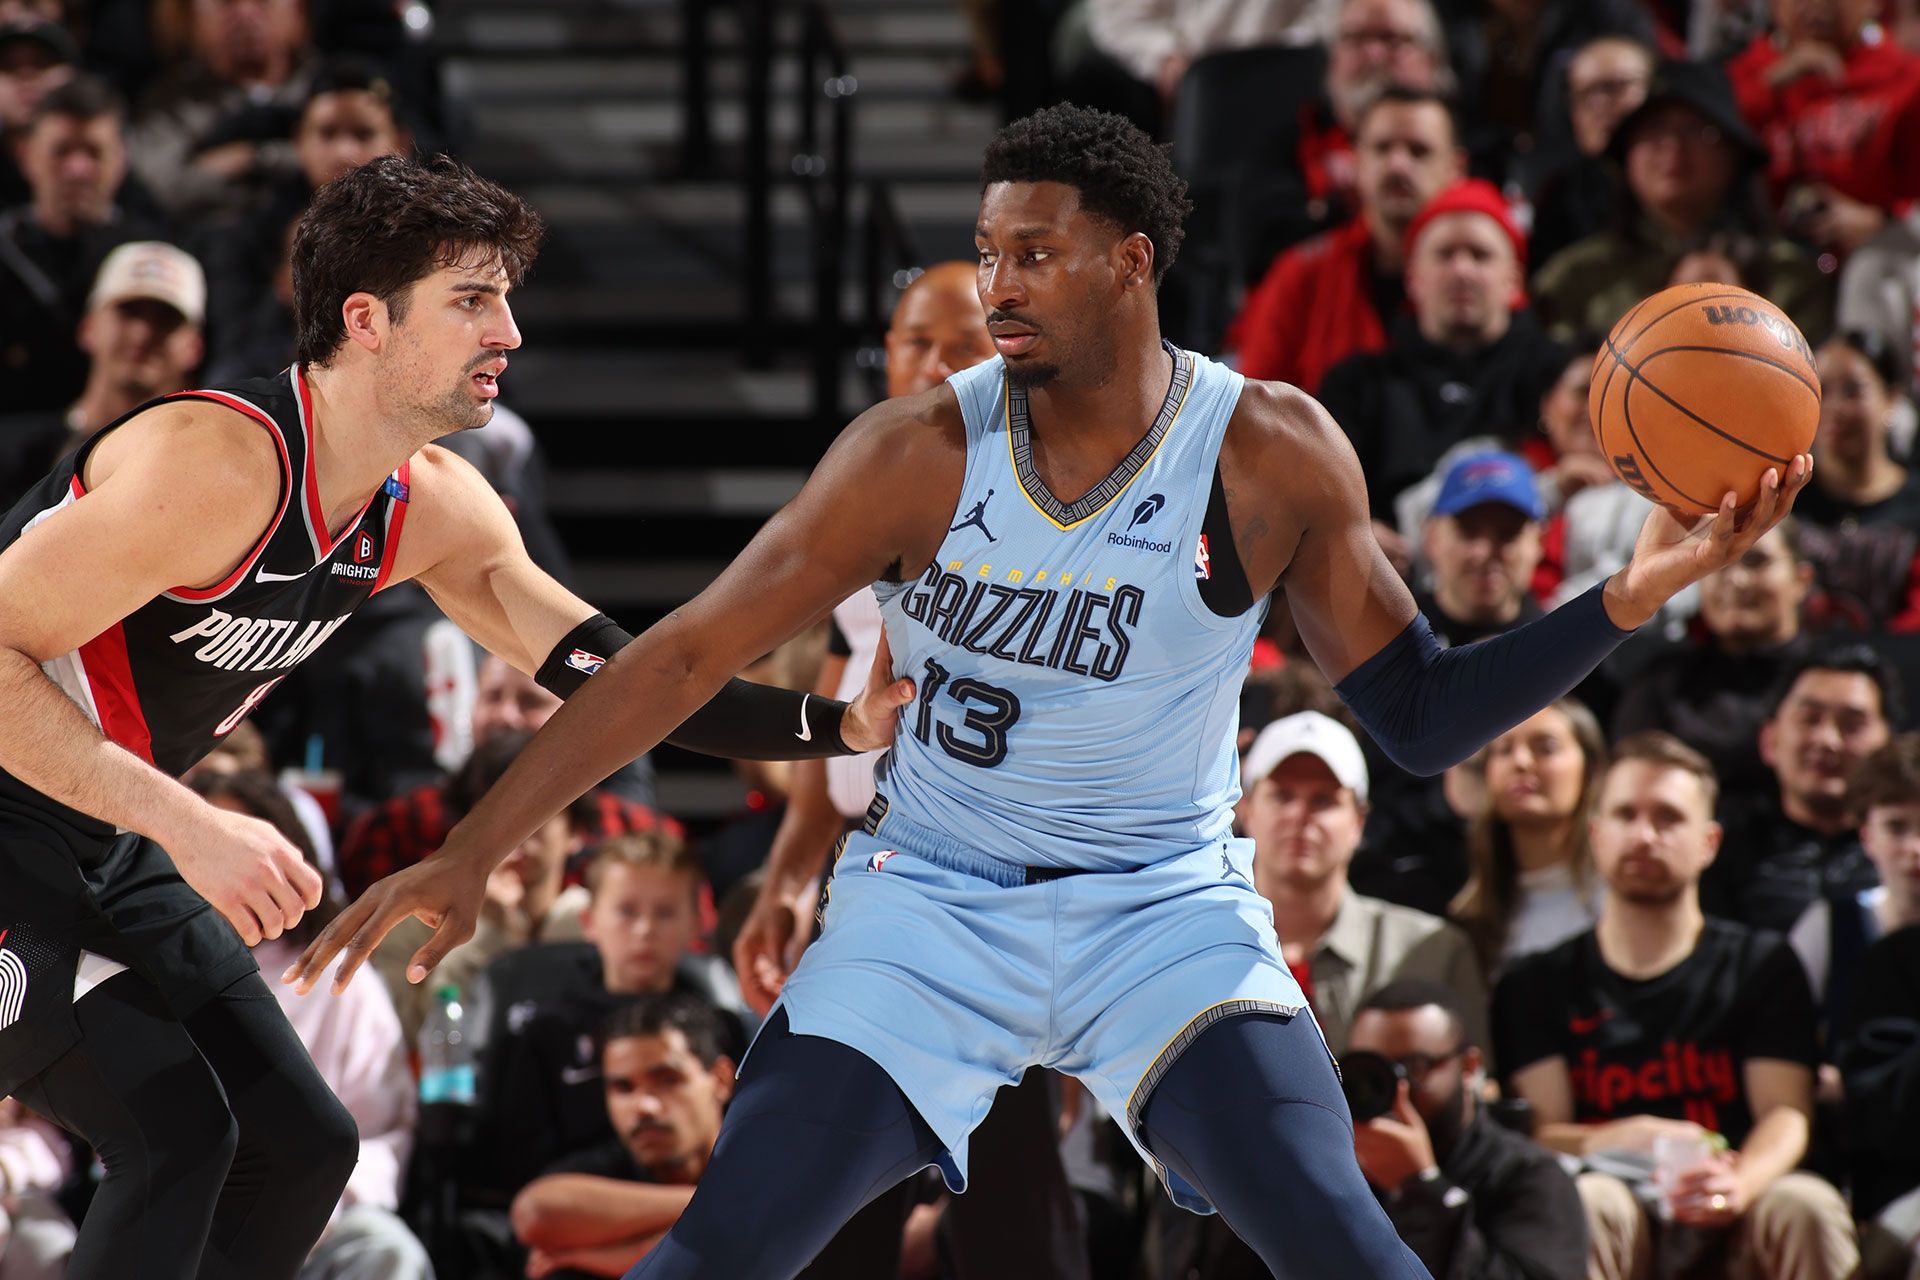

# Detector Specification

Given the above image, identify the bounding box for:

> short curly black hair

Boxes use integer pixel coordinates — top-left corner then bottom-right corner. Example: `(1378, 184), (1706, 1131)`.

(980, 104), (1191, 285)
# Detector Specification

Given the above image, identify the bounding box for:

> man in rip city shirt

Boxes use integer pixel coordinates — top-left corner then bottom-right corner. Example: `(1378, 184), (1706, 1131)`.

(1493, 732), (1857, 1280)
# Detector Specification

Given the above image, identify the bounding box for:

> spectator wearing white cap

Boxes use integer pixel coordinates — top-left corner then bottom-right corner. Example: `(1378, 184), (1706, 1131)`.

(1242, 710), (1489, 1057)
(0, 239), (205, 505)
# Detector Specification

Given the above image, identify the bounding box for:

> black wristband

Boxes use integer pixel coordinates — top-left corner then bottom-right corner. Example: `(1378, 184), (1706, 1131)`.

(535, 613), (633, 698)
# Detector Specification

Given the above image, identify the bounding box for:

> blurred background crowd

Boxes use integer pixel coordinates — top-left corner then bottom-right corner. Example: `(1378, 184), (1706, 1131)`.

(4, 0), (1920, 1278)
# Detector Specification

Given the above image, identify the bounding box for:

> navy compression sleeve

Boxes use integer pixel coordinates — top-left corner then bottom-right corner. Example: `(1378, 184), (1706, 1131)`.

(1333, 582), (1635, 776)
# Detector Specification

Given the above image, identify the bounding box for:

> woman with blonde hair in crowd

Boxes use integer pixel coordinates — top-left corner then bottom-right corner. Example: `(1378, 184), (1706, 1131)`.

(1450, 698), (1608, 976)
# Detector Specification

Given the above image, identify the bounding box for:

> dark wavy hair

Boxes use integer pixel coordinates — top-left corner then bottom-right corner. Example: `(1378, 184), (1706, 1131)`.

(292, 153), (544, 366)
(979, 104), (1191, 285)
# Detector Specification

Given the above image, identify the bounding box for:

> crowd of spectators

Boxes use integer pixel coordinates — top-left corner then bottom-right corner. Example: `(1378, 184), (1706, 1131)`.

(6, 0), (1920, 1278)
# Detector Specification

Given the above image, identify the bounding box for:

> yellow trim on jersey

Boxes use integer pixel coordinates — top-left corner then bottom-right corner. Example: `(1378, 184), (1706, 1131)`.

(1004, 357), (1196, 532)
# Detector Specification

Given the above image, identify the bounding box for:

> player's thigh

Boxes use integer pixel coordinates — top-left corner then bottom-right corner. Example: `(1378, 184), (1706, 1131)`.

(1054, 838), (1304, 1154)
(776, 831), (1047, 1163)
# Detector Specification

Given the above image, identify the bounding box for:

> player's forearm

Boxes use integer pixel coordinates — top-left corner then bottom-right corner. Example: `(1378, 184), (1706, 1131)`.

(1334, 583), (1634, 776)
(538, 614), (855, 762)
(512, 1175), (694, 1248)
(1733, 1107), (1810, 1199)
(448, 624), (738, 874)
(0, 646), (207, 845)
(761, 757), (847, 893)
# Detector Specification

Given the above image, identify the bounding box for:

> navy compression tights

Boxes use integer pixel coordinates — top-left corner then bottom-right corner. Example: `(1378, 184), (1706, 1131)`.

(625, 1008), (1430, 1280)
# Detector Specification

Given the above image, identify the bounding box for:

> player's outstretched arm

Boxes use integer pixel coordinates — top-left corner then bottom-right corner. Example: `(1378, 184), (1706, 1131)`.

(1227, 381), (1812, 774)
(0, 404), (322, 943)
(386, 446), (910, 761)
(287, 390), (963, 994)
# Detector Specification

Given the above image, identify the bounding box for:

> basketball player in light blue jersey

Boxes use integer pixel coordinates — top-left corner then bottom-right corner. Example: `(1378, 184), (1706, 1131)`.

(294, 105), (1812, 1278)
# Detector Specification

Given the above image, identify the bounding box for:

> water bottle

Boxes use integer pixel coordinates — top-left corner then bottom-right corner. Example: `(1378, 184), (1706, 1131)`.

(418, 984), (476, 1105)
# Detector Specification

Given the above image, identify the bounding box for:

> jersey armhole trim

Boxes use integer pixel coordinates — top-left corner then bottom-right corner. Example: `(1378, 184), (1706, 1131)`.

(371, 459), (411, 593)
(135, 390), (295, 602)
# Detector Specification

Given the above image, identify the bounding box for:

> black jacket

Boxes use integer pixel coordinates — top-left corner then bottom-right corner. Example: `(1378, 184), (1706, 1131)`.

(1318, 313), (1569, 522)
(1838, 924), (1920, 1222)
(1387, 1111), (1589, 1280)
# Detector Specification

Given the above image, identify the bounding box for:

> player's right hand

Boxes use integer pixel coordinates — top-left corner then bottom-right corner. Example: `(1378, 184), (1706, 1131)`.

(733, 886), (804, 1016)
(175, 805), (324, 947)
(283, 846), (488, 995)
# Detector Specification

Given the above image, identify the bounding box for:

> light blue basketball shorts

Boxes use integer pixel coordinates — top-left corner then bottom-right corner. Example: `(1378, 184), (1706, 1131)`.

(759, 808), (1312, 1214)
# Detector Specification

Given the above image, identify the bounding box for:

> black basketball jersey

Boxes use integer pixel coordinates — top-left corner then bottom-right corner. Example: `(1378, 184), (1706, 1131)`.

(0, 365), (411, 794)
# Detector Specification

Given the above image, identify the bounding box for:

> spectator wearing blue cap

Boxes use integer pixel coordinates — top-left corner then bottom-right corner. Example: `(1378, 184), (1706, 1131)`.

(1349, 451), (1560, 919)
(1420, 450), (1547, 643)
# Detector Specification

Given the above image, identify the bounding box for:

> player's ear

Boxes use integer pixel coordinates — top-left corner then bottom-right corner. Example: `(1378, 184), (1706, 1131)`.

(1118, 231), (1154, 291)
(341, 290), (383, 352)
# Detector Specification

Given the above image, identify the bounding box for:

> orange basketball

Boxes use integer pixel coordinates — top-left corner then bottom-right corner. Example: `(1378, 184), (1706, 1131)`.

(1588, 282), (1820, 516)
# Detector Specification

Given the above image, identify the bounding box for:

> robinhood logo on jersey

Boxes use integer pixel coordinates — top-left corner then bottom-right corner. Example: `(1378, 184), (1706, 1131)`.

(1108, 492), (1172, 553)
(1106, 530), (1173, 553)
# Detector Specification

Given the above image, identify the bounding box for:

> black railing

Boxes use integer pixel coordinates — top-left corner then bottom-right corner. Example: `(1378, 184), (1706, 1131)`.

(697, 0), (925, 421)
(859, 179), (924, 401)
(793, 0), (855, 421)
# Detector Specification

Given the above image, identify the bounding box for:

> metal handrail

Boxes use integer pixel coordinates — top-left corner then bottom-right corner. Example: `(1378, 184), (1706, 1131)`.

(719, 0), (924, 421)
(859, 179), (924, 400)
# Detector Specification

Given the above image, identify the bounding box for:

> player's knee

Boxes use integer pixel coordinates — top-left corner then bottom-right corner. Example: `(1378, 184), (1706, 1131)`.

(296, 1084), (361, 1200)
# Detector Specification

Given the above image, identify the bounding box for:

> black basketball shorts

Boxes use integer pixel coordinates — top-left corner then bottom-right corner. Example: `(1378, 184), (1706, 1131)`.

(0, 794), (258, 1096)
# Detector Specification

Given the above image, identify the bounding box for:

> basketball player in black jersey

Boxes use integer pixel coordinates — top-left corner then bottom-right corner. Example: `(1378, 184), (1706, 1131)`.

(0, 154), (910, 1280)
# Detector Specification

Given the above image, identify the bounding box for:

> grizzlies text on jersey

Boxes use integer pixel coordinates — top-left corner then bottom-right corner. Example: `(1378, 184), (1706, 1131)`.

(872, 342), (1264, 871)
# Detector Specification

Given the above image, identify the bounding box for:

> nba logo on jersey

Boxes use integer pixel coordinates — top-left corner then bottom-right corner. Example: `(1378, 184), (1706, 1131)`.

(566, 649), (606, 676)
(867, 849), (898, 873)
(0, 929), (25, 1032)
(353, 530), (376, 564)
(1194, 533), (1212, 582)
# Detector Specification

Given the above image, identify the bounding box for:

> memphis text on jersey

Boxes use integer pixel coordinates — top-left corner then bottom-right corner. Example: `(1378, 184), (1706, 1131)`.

(169, 610), (354, 673)
(898, 559), (1144, 682)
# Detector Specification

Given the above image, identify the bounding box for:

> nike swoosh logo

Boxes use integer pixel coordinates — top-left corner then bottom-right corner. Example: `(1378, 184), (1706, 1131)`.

(795, 694), (812, 742)
(560, 1066), (598, 1085)
(255, 565), (306, 584)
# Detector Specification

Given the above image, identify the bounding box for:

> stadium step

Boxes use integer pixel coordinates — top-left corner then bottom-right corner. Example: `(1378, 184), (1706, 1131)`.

(443, 0), (991, 817)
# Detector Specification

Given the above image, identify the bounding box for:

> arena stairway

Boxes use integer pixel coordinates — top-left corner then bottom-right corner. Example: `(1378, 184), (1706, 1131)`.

(434, 0), (998, 818)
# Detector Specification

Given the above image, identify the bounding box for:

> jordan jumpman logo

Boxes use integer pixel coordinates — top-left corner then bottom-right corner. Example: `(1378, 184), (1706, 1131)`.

(949, 489), (997, 542)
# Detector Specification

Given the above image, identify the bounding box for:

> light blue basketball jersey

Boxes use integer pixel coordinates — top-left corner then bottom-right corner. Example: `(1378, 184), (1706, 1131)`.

(871, 342), (1263, 872)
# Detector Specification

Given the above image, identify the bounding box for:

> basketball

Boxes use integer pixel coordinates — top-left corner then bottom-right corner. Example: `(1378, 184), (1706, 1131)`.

(1588, 282), (1820, 515)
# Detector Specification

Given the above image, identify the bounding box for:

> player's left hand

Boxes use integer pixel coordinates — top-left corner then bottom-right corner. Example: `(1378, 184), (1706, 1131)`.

(839, 630), (916, 753)
(282, 842), (489, 995)
(1606, 454), (1812, 629)
(1351, 1080), (1439, 1193)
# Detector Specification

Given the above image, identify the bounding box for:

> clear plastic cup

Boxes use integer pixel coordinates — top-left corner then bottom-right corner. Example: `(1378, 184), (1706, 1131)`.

(1653, 1131), (1714, 1219)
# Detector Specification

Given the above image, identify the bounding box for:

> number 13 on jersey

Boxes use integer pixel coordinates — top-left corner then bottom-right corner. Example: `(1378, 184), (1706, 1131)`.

(911, 658), (1021, 767)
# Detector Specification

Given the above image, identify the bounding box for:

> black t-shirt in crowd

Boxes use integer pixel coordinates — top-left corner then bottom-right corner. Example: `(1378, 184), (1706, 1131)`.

(1612, 636), (1810, 805)
(461, 942), (746, 1207)
(1494, 919), (1817, 1147)
(1707, 791), (1878, 935)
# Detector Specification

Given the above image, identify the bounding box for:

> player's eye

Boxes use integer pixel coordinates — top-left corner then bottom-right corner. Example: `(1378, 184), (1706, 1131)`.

(1026, 251), (1050, 264)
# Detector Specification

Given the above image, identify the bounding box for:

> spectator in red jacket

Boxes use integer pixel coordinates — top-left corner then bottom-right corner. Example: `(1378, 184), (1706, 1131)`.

(1234, 86), (1462, 393)
(1728, 0), (1920, 257)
